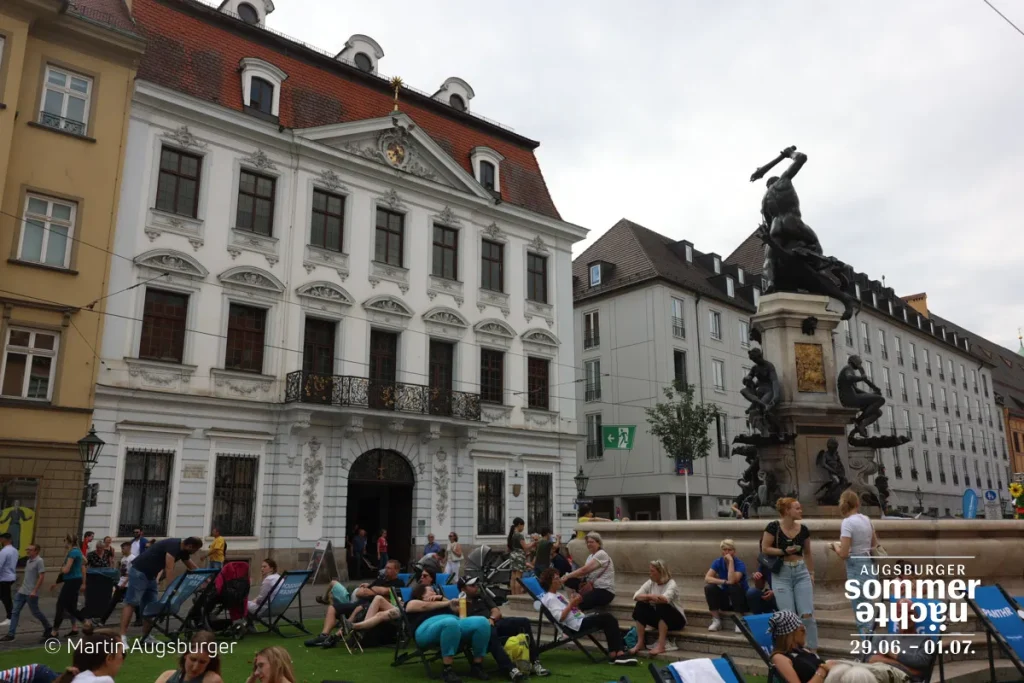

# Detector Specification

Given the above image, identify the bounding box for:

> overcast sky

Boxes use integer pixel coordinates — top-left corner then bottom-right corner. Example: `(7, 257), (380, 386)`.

(268, 0), (1024, 350)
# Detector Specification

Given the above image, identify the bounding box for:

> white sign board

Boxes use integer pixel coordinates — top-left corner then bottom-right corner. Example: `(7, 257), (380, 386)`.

(983, 489), (1002, 520)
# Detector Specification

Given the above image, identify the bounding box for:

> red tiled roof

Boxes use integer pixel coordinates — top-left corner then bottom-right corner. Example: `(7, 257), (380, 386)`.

(130, 0), (560, 219)
(68, 0), (140, 35)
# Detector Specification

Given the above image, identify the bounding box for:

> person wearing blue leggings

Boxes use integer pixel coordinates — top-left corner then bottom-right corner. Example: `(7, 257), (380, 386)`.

(406, 583), (491, 683)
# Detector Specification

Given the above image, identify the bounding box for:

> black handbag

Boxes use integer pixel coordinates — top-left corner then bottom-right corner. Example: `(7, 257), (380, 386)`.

(757, 526), (783, 574)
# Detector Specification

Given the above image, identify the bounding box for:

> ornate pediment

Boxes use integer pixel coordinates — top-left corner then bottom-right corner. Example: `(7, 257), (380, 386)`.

(362, 295), (414, 318)
(217, 266), (285, 293)
(296, 281), (353, 314)
(423, 307), (468, 328)
(521, 328), (559, 347)
(134, 249), (208, 278)
(473, 318), (516, 339)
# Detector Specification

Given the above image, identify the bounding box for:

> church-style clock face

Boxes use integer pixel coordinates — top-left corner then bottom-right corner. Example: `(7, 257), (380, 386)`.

(386, 141), (406, 166)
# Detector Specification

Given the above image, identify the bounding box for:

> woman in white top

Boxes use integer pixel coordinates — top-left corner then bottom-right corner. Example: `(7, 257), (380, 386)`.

(828, 489), (879, 634)
(248, 559), (282, 616)
(629, 559), (686, 656)
(561, 531), (616, 611)
(444, 532), (463, 576)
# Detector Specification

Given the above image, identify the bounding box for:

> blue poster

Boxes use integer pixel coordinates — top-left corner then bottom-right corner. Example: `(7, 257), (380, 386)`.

(962, 489), (979, 519)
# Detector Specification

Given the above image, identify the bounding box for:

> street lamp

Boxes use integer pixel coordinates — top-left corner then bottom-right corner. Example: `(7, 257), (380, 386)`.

(76, 425), (105, 539)
(914, 486), (924, 514)
(573, 467), (589, 500)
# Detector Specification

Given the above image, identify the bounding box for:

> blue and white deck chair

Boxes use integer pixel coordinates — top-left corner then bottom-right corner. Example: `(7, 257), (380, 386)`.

(247, 569), (312, 637)
(733, 613), (775, 681)
(862, 596), (944, 683)
(649, 655), (748, 683)
(143, 568), (218, 640)
(968, 584), (1024, 682)
(391, 586), (472, 678)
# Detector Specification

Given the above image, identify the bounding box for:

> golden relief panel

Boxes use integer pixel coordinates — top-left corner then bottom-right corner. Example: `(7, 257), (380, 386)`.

(795, 342), (827, 393)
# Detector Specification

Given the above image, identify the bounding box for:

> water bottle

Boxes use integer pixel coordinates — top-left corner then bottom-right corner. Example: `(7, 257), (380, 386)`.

(458, 591), (467, 619)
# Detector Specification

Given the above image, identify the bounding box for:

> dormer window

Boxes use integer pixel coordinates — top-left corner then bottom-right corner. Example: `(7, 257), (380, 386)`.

(589, 264), (601, 287)
(888, 300), (893, 315)
(872, 292), (878, 307)
(479, 160), (496, 191)
(449, 94), (466, 111)
(942, 328), (947, 341)
(685, 244), (693, 262)
(753, 288), (761, 307)
(929, 321), (935, 335)
(470, 147), (504, 194)
(354, 52), (373, 72)
(726, 277), (735, 297)
(712, 256), (721, 274)
(239, 58), (287, 119)
(433, 77), (475, 112)
(902, 308), (908, 322)
(855, 283), (861, 299)
(737, 268), (744, 285)
(249, 77), (274, 115)
(917, 315), (922, 329)
(237, 2), (259, 23)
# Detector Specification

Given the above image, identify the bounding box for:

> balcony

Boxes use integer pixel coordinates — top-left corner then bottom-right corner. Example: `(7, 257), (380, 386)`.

(901, 391), (909, 402)
(952, 474), (958, 486)
(926, 367), (932, 376)
(583, 331), (600, 349)
(962, 381), (968, 390)
(920, 432), (927, 444)
(881, 349), (889, 360)
(925, 471), (933, 483)
(943, 406), (949, 414)
(935, 436), (941, 446)
(930, 401), (936, 410)
(978, 415), (983, 425)
(896, 353), (904, 366)
(987, 479), (992, 489)
(940, 472), (947, 485)
(971, 443), (977, 453)
(982, 446), (988, 455)
(894, 466), (904, 479)
(912, 360), (919, 371)
(916, 396), (923, 407)
(911, 469), (919, 481)
(863, 340), (872, 353)
(973, 384), (979, 394)
(955, 409), (961, 418)
(672, 317), (686, 339)
(584, 383), (602, 402)
(38, 112), (87, 137)
(965, 476), (971, 487)
(284, 371), (481, 420)
(948, 439), (954, 448)
(885, 386), (893, 398)
(939, 371), (945, 380)
(960, 441), (965, 451)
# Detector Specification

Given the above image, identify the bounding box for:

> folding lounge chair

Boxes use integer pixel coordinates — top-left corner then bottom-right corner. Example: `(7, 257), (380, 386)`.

(868, 597), (944, 683)
(397, 573), (413, 586)
(649, 655), (748, 682)
(518, 576), (609, 663)
(142, 568), (219, 640)
(391, 586), (472, 679)
(968, 584), (1024, 682)
(435, 572), (454, 586)
(247, 569), (312, 637)
(733, 614), (776, 682)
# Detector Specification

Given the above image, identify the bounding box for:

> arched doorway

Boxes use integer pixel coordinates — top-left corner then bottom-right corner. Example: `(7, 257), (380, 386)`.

(346, 449), (414, 577)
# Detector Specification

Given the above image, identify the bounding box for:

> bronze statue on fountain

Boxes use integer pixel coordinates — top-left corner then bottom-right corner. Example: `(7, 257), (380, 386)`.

(740, 347), (781, 435)
(750, 146), (856, 320)
(815, 437), (851, 505)
(838, 355), (911, 448)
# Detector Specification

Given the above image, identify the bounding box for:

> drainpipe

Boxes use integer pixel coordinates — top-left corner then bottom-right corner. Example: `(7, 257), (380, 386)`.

(693, 293), (711, 515)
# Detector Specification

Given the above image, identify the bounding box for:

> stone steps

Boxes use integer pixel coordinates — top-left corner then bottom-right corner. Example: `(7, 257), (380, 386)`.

(503, 595), (1001, 666)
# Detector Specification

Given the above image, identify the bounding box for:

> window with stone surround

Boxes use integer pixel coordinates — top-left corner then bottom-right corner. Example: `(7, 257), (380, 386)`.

(212, 454), (259, 536)
(155, 147), (202, 218)
(0, 328), (59, 401)
(139, 289), (188, 364)
(310, 189), (344, 252)
(477, 470), (505, 536)
(225, 303), (266, 373)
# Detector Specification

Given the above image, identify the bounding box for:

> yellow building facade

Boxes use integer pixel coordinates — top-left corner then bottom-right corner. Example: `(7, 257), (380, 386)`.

(0, 0), (143, 556)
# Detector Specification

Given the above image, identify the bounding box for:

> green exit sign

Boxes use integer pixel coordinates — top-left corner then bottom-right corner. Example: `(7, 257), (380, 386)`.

(601, 425), (636, 450)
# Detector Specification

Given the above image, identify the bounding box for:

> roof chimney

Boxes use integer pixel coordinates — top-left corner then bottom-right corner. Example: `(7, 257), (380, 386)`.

(902, 292), (929, 318)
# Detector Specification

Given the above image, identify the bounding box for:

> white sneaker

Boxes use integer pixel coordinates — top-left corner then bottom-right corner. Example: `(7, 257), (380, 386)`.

(0, 619), (9, 628)
(708, 618), (722, 631)
(663, 642), (679, 652)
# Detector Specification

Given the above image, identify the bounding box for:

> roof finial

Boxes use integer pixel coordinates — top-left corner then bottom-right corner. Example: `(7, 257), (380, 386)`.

(881, 275), (886, 288)
(390, 76), (403, 112)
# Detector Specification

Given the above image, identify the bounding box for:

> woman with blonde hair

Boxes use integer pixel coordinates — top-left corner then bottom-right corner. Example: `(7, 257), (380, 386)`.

(828, 489), (879, 634)
(628, 559), (686, 656)
(761, 498), (818, 650)
(245, 647), (295, 683)
(155, 631), (223, 683)
(561, 531), (616, 611)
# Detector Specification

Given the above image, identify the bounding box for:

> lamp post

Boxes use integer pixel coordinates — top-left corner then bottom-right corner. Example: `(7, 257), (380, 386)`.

(573, 467), (589, 501)
(76, 425), (105, 540)
(914, 486), (924, 515)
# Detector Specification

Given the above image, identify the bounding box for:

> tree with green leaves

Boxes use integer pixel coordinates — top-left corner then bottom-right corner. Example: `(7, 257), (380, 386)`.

(644, 380), (723, 464)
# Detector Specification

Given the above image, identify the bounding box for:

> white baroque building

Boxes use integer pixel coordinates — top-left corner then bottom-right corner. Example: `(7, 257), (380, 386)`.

(85, 0), (586, 571)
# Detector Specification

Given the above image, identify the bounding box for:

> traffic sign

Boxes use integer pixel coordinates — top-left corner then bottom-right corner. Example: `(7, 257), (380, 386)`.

(983, 490), (1001, 520)
(675, 457), (693, 476)
(601, 425), (636, 450)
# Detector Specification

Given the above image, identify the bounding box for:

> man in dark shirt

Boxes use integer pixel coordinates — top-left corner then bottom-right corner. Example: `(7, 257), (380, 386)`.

(305, 558), (405, 649)
(119, 536), (202, 646)
(352, 529), (368, 579)
(462, 577), (549, 680)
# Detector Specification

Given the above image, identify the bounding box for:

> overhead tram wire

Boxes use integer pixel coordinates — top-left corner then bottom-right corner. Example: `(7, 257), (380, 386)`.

(981, 0), (1024, 38)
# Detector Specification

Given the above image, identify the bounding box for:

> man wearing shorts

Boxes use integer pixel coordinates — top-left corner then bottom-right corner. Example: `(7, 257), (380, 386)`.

(120, 536), (202, 646)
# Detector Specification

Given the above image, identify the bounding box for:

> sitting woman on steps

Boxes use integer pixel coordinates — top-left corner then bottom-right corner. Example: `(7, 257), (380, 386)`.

(560, 532), (616, 611)
(629, 559), (686, 656)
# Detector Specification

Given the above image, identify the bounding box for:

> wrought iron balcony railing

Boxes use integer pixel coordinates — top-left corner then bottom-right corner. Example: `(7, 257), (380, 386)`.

(39, 112), (87, 136)
(285, 371), (481, 420)
(583, 331), (600, 349)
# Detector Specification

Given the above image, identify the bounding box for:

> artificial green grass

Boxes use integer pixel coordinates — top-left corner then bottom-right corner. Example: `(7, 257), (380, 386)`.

(0, 622), (768, 682)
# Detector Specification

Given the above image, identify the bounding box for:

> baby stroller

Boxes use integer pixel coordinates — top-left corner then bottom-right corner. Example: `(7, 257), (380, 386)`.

(463, 544), (510, 605)
(181, 561), (250, 641)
